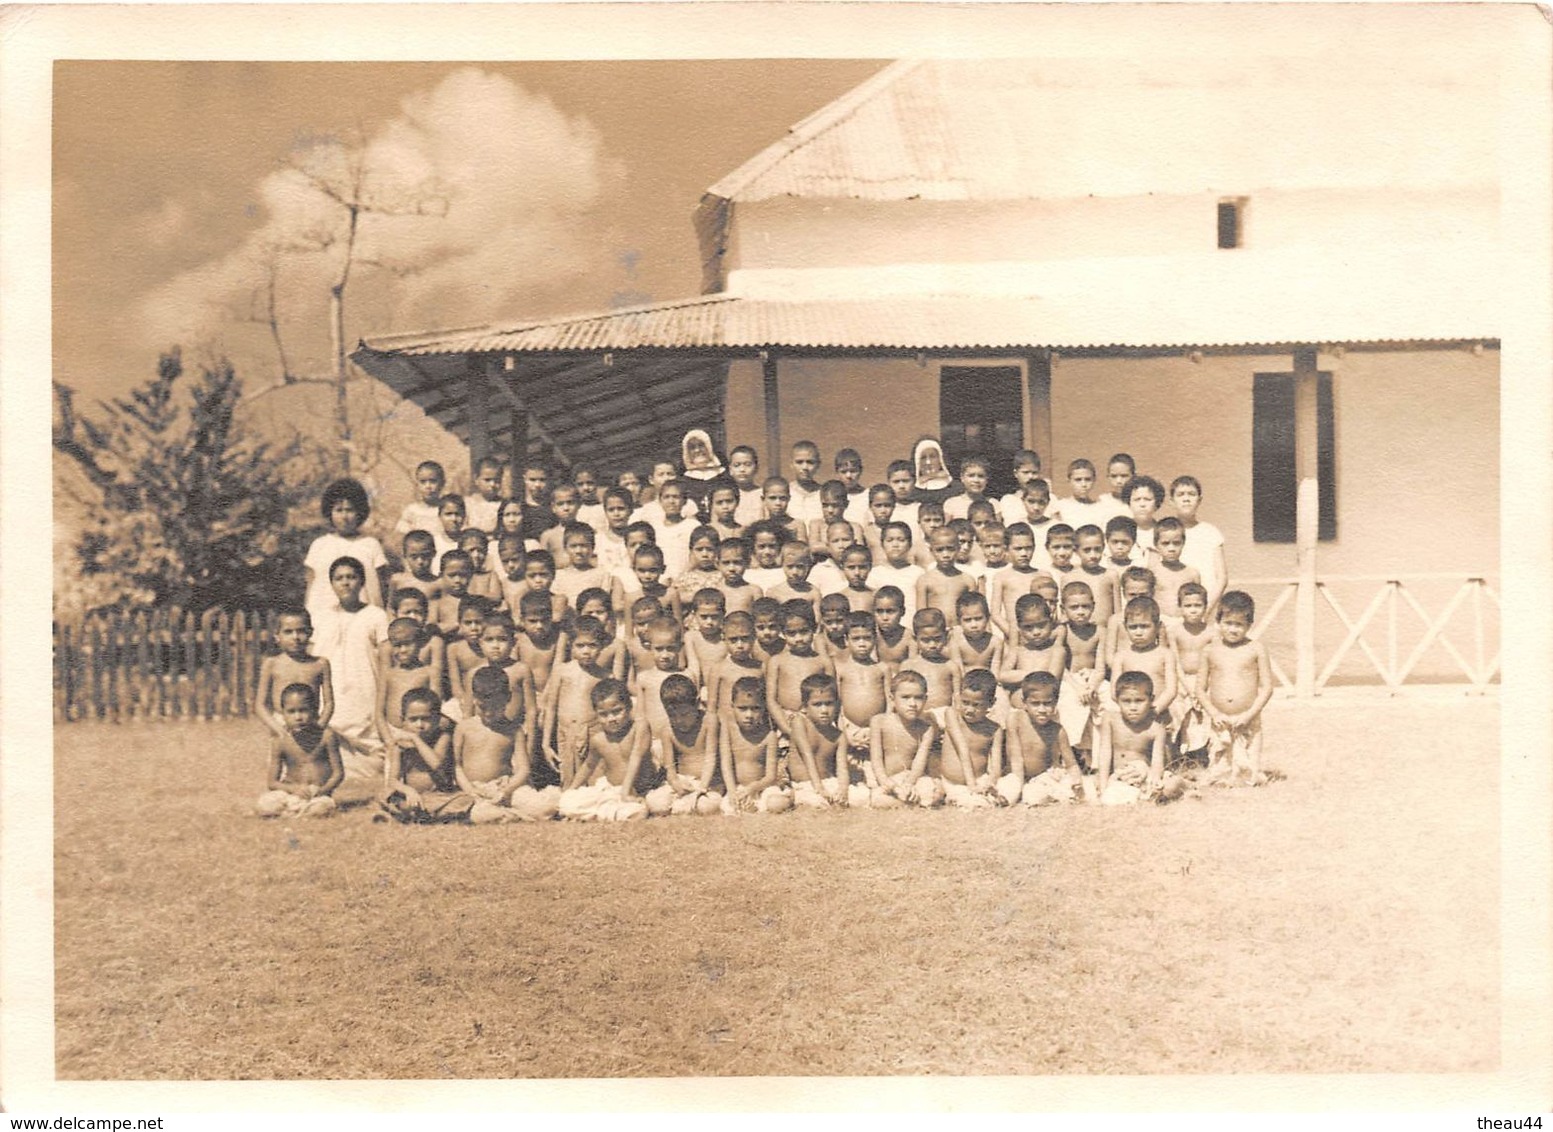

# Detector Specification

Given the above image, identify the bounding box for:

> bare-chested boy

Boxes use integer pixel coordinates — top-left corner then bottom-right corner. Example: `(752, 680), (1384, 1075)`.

(989, 522), (1041, 640)
(835, 611), (889, 756)
(948, 591), (1003, 684)
(868, 670), (940, 807)
(720, 676), (792, 814)
(750, 597), (786, 665)
(381, 589), (446, 701)
(899, 608), (961, 725)
(376, 617), (437, 750)
(455, 666), (559, 823)
(714, 537), (759, 616)
(652, 673), (726, 816)
(572, 588), (628, 682)
(1106, 567), (1158, 660)
(997, 595), (1070, 735)
(474, 611), (538, 746)
(1001, 671), (1082, 806)
(1197, 590), (1274, 787)
(638, 616), (696, 742)
(684, 588), (730, 679)
(1072, 524), (1118, 630)
(557, 679), (650, 821)
(788, 673), (860, 809)
(1166, 581), (1217, 758)
(765, 602), (835, 748)
(445, 594), (495, 721)
(939, 668), (1003, 809)
(254, 609), (334, 762)
(916, 526), (977, 621)
(378, 688), (473, 823)
(255, 683), (343, 818)
(872, 586), (914, 671)
(515, 590), (565, 702)
(765, 541), (822, 621)
(817, 592), (851, 663)
(1044, 524), (1081, 604)
(540, 615), (614, 785)
(432, 550), (476, 639)
(1151, 518), (1202, 620)
(704, 611), (765, 720)
(1092, 670), (1180, 804)
(389, 530), (443, 604)
(1109, 597), (1179, 726)
(1060, 580), (1105, 753)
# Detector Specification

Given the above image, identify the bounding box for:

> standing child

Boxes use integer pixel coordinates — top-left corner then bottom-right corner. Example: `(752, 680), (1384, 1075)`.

(395, 460), (446, 537)
(868, 671), (940, 807)
(1013, 478), (1056, 568)
(939, 669), (1003, 808)
(835, 611), (890, 761)
(765, 602), (835, 751)
(760, 477), (803, 544)
(540, 615), (614, 785)
(1198, 590), (1273, 786)
(704, 611), (765, 720)
(464, 456), (505, 533)
(573, 588), (628, 681)
(255, 683), (343, 819)
(390, 531), (443, 604)
(728, 445), (765, 527)
(625, 542), (679, 623)
(653, 673), (726, 815)
(721, 676), (792, 813)
(515, 590), (565, 709)
(304, 479), (389, 618)
(1109, 596), (1179, 731)
(432, 494), (466, 564)
(376, 616), (438, 751)
(834, 448), (871, 526)
(808, 521), (857, 595)
(706, 479), (746, 542)
(1098, 453), (1137, 521)
(871, 587), (914, 670)
(750, 596), (786, 665)
(1044, 524), (1080, 600)
(910, 500), (947, 569)
(1103, 517), (1140, 576)
(990, 522), (1040, 640)
(684, 588), (730, 680)
(649, 479), (696, 582)
(1106, 567), (1158, 660)
(885, 459), (921, 537)
(383, 589), (445, 705)
(786, 440), (825, 527)
(1170, 475), (1228, 611)
(432, 550), (475, 638)
(1050, 459), (1110, 531)
(866, 522), (923, 620)
(311, 556), (390, 773)
(254, 609), (334, 757)
(1001, 671), (1081, 805)
(455, 666), (559, 822)
(949, 590), (1002, 682)
(538, 484), (582, 568)
(594, 488), (636, 576)
(553, 523), (621, 616)
(673, 524), (723, 610)
(916, 527), (976, 621)
(765, 542), (822, 620)
(446, 594), (496, 720)
(557, 679), (650, 822)
(836, 545), (876, 613)
(519, 549), (570, 626)
(1167, 581), (1218, 762)
(1060, 581), (1105, 754)
(743, 522), (787, 593)
(637, 617), (696, 738)
(1151, 518), (1202, 619)
(1073, 525), (1118, 631)
(494, 535), (528, 614)
(475, 611), (539, 736)
(572, 466), (606, 533)
(997, 594), (1068, 717)
(997, 450), (1045, 527)
(899, 608), (960, 725)
(623, 596), (667, 694)
(943, 456), (991, 521)
(816, 592), (851, 662)
(714, 537), (758, 615)
(860, 483), (897, 561)
(457, 528), (504, 604)
(807, 481), (863, 559)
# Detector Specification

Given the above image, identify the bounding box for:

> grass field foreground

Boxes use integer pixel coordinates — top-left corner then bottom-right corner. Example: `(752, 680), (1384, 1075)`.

(54, 697), (1499, 1079)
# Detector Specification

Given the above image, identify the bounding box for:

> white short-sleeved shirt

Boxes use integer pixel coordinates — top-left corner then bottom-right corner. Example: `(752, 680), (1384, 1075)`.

(464, 495), (502, 534)
(1178, 520), (1227, 598)
(735, 487), (765, 527)
(395, 501), (441, 537)
(809, 559), (847, 597)
(1048, 497), (1113, 533)
(651, 517), (696, 582)
(788, 481), (824, 526)
(304, 532), (388, 617)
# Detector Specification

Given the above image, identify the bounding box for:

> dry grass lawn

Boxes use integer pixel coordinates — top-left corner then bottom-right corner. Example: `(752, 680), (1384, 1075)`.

(54, 696), (1499, 1079)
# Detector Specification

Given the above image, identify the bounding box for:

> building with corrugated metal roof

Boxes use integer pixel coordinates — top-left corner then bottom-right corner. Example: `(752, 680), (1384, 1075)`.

(355, 31), (1502, 693)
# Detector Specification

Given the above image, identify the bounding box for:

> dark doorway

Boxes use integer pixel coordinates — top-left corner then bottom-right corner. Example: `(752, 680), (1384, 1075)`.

(940, 365), (1024, 497)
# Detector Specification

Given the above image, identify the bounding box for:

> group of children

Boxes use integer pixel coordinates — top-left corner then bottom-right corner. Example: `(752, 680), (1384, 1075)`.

(254, 435), (1273, 824)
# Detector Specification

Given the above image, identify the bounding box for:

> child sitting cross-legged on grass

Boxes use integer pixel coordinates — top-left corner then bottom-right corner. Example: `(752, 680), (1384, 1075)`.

(720, 676), (792, 814)
(1091, 670), (1184, 805)
(453, 666), (559, 823)
(651, 673), (727, 816)
(255, 683), (343, 819)
(939, 668), (1004, 809)
(557, 678), (651, 822)
(787, 673), (861, 809)
(378, 688), (474, 823)
(868, 670), (941, 808)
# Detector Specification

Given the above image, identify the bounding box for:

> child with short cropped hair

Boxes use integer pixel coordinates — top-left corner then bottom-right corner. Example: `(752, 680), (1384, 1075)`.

(1198, 590), (1273, 786)
(834, 610), (889, 752)
(457, 527), (505, 605)
(871, 586), (913, 669)
(900, 608), (960, 724)
(685, 588), (730, 678)
(885, 458), (921, 535)
(750, 596), (786, 664)
(860, 483), (897, 561)
(998, 450), (1044, 527)
(476, 611), (538, 731)
(1045, 523), (1080, 597)
(432, 549), (474, 638)
(396, 460), (446, 537)
(703, 611), (764, 718)
(649, 478), (696, 581)
(255, 683), (343, 819)
(1106, 566), (1158, 661)
(766, 541), (822, 620)
(456, 666), (559, 822)
(553, 522), (621, 615)
(1110, 596), (1179, 728)
(949, 591), (1002, 685)
(867, 521), (924, 621)
(1151, 517), (1202, 619)
(1103, 516), (1140, 575)
(721, 676), (791, 814)
(515, 590), (565, 707)
(990, 522), (1040, 640)
(673, 524), (724, 609)
(1093, 670), (1182, 804)
(391, 530), (442, 603)
(1072, 524), (1118, 630)
(520, 549), (570, 626)
(944, 455), (991, 521)
(743, 521), (787, 592)
(714, 537), (758, 615)
(255, 609), (334, 758)
(1050, 459), (1110, 532)
(433, 493), (466, 564)
(940, 668), (1003, 808)
(788, 674), (855, 808)
(706, 478), (746, 542)
(760, 476), (803, 544)
(1098, 453), (1136, 521)
(808, 480), (862, 559)
(997, 594), (1067, 713)
(787, 440), (825, 526)
(383, 588), (446, 704)
(728, 445), (765, 527)
(836, 545), (876, 612)
(378, 688), (468, 823)
(540, 614), (615, 786)
(312, 556), (391, 771)
(653, 673), (726, 816)
(572, 466), (606, 533)
(446, 594), (496, 720)
(593, 487), (636, 576)
(1170, 475), (1228, 610)
(917, 526), (976, 621)
(376, 616), (438, 749)
(832, 448), (870, 526)
(1168, 581), (1217, 761)
(765, 602), (834, 749)
(638, 616), (695, 740)
(1001, 670), (1082, 806)
(869, 670), (941, 807)
(1060, 581), (1104, 750)
(809, 520), (858, 596)
(557, 679), (651, 822)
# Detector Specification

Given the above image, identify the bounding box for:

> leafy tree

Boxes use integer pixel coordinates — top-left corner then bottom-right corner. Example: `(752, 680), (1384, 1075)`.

(53, 349), (332, 614)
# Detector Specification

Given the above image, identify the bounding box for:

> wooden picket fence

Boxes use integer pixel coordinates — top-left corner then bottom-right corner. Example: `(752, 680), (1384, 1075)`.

(54, 608), (287, 723)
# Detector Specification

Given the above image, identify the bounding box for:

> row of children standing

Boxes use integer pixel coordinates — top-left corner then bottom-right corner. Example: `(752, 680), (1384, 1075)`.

(254, 431), (1271, 824)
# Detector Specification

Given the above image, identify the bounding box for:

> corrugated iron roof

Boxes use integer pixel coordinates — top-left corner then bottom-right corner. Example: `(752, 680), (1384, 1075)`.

(707, 55), (1495, 204)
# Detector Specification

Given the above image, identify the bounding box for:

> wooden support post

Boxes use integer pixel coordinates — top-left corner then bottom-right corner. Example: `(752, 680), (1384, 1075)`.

(762, 351), (781, 474)
(1293, 346), (1320, 698)
(1027, 351), (1054, 474)
(467, 354), (491, 481)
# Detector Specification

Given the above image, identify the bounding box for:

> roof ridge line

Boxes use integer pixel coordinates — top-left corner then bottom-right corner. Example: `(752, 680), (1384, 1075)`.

(705, 60), (921, 201)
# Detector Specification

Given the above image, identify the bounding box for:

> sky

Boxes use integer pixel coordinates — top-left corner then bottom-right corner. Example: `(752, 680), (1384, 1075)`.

(52, 59), (886, 402)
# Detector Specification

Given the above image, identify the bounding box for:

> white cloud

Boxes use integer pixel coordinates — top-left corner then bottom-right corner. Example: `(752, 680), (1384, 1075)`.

(135, 68), (621, 380)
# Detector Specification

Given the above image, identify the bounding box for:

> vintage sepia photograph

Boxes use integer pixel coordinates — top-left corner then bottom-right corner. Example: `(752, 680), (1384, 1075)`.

(6, 0), (1551, 1117)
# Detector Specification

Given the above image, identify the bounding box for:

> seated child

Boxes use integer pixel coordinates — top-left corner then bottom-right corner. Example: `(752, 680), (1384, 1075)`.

(719, 676), (792, 814)
(652, 673), (726, 815)
(390, 530), (443, 603)
(455, 666), (559, 823)
(557, 679), (651, 822)
(764, 602), (835, 750)
(868, 671), (941, 807)
(1092, 670), (1182, 804)
(866, 521), (923, 620)
(540, 615), (614, 786)
(714, 537), (758, 615)
(939, 668), (1004, 809)
(1001, 671), (1081, 806)
(899, 608), (960, 725)
(916, 526), (976, 621)
(254, 608), (334, 756)
(788, 673), (863, 809)
(255, 682), (343, 818)
(378, 688), (473, 823)
(1197, 590), (1274, 787)
(872, 586), (914, 669)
